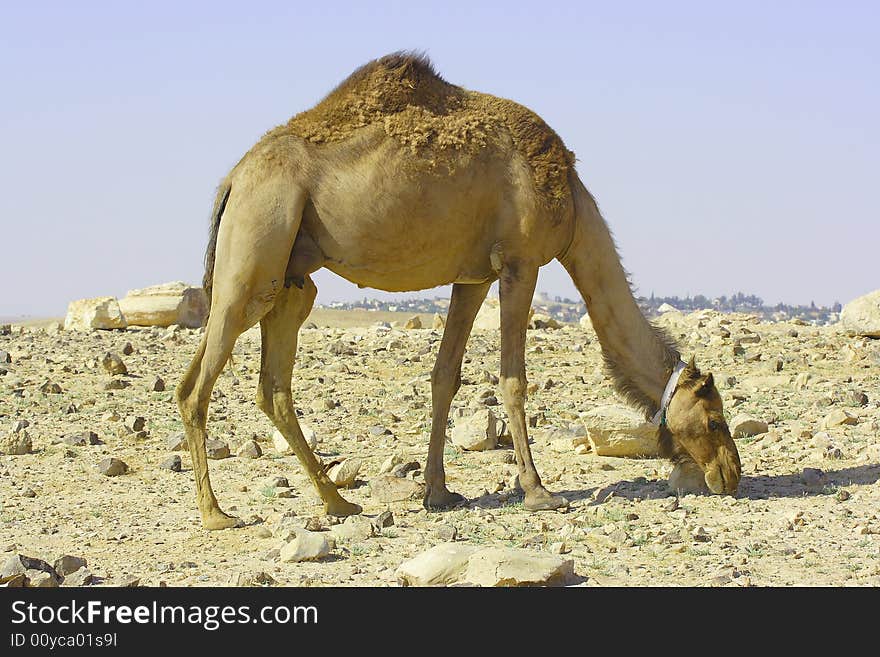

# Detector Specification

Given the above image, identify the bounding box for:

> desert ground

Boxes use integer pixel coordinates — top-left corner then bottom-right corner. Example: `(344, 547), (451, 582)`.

(1, 306), (878, 586)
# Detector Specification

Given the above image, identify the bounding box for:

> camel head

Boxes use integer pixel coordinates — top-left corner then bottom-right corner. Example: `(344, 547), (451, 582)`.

(660, 358), (741, 494)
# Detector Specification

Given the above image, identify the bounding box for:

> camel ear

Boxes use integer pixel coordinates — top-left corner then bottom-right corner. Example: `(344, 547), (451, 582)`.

(696, 373), (714, 397)
(683, 356), (701, 383)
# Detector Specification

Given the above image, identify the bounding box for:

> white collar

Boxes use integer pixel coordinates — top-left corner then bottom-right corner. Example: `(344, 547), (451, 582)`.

(651, 361), (688, 426)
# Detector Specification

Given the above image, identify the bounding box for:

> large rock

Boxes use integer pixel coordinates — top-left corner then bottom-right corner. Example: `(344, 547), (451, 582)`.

(463, 547), (576, 587)
(395, 544), (577, 587)
(840, 289), (880, 337)
(370, 475), (425, 503)
(64, 296), (127, 331)
(581, 405), (660, 457)
(472, 298), (535, 332)
(279, 529), (332, 563)
(327, 458), (362, 488)
(730, 414), (769, 438)
(395, 543), (480, 586)
(117, 282), (208, 328)
(451, 410), (498, 451)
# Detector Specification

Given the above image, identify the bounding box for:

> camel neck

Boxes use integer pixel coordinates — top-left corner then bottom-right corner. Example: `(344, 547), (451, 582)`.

(560, 177), (681, 416)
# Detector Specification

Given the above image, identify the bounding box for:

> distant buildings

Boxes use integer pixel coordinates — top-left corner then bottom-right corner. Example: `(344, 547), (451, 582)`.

(318, 292), (840, 326)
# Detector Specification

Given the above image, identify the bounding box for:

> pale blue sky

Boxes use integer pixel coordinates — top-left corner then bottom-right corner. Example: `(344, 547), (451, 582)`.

(1, 1), (876, 317)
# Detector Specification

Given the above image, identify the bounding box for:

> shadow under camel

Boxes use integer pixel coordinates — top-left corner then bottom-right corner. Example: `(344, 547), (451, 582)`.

(555, 463), (880, 506)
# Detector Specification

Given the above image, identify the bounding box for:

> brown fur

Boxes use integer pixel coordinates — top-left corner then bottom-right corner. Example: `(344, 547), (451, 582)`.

(275, 51), (574, 209)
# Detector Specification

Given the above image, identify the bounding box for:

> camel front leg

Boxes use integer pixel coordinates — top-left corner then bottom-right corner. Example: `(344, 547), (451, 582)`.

(499, 261), (569, 511)
(424, 282), (491, 510)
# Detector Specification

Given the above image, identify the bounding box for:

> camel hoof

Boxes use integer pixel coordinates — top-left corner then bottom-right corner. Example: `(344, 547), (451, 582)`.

(326, 499), (362, 518)
(424, 489), (467, 511)
(202, 510), (241, 531)
(523, 491), (569, 511)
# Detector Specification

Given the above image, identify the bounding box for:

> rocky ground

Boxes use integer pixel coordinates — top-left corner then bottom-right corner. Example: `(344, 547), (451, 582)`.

(1, 307), (878, 586)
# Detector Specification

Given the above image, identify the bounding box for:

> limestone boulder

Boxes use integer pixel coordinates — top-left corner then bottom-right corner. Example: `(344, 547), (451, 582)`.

(473, 298), (534, 332)
(451, 410), (498, 451)
(118, 282), (208, 328)
(581, 405), (660, 457)
(64, 297), (127, 331)
(839, 289), (880, 337)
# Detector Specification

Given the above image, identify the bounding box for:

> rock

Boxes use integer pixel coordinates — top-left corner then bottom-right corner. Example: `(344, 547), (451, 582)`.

(272, 424), (317, 454)
(229, 571), (277, 587)
(118, 281), (208, 328)
(236, 439), (262, 459)
(101, 352), (128, 375)
(104, 378), (129, 390)
(160, 455), (182, 472)
(432, 313), (445, 330)
(434, 524), (458, 541)
(390, 461), (420, 478)
(25, 570), (60, 587)
(395, 543), (480, 586)
(730, 414), (769, 438)
(266, 475), (290, 488)
(167, 433), (188, 451)
(378, 452), (405, 475)
(0, 350), (11, 363)
(2, 555), (60, 586)
(578, 313), (593, 331)
(668, 461), (709, 494)
(64, 296), (127, 331)
(370, 475), (425, 503)
(529, 313), (561, 329)
(404, 315), (422, 329)
(327, 458), (362, 488)
(372, 511), (395, 532)
(463, 547), (576, 587)
(472, 297), (502, 331)
(279, 529), (332, 563)
(801, 467), (829, 492)
(452, 409), (498, 451)
(40, 380), (62, 394)
(60, 566), (94, 586)
(62, 431), (100, 446)
(839, 289), (880, 337)
(125, 415), (146, 432)
(0, 430), (32, 455)
(149, 376), (166, 392)
(98, 457), (128, 476)
(329, 517), (374, 542)
(658, 303), (679, 313)
(53, 555), (87, 577)
(582, 406), (659, 457)
(822, 409), (858, 429)
(205, 439), (230, 459)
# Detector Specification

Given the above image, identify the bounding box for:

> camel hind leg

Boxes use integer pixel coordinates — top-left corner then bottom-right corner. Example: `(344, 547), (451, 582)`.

(424, 281), (491, 509)
(256, 276), (362, 517)
(176, 178), (307, 529)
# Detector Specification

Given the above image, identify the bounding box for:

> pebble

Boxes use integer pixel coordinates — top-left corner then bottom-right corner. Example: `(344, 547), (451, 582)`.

(236, 439), (262, 459)
(62, 431), (101, 446)
(167, 433), (188, 451)
(327, 458), (362, 487)
(98, 457), (128, 476)
(0, 430), (32, 455)
(205, 438), (230, 459)
(160, 455), (182, 472)
(369, 475), (425, 503)
(149, 376), (166, 392)
(101, 352), (128, 376)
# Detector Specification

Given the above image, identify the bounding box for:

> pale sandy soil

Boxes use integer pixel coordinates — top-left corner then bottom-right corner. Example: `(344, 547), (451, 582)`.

(1, 308), (878, 586)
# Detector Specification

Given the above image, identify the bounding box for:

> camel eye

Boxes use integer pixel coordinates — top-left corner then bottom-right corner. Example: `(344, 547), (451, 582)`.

(708, 420), (720, 431)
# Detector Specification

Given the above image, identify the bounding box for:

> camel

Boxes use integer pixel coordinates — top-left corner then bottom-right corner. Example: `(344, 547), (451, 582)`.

(176, 52), (742, 530)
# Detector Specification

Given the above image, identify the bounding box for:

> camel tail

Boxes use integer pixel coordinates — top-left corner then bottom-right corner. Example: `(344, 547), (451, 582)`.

(203, 181), (231, 315)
